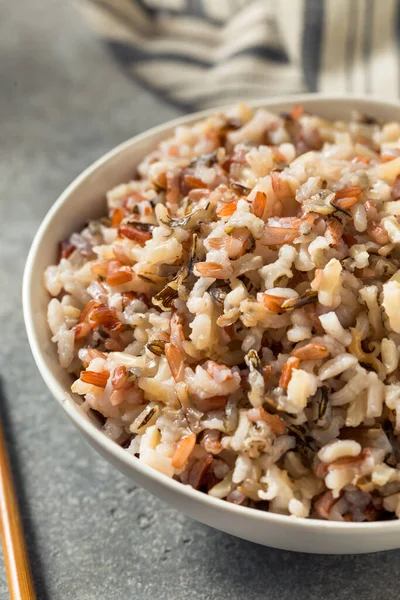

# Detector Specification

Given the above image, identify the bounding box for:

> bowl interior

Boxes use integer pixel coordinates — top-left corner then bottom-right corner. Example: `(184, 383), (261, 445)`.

(23, 94), (400, 542)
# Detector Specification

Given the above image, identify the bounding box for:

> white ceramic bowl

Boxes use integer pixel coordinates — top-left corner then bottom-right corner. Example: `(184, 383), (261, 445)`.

(23, 94), (400, 554)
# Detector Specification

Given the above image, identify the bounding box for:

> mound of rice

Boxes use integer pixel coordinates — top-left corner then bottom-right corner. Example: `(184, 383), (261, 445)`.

(45, 103), (400, 521)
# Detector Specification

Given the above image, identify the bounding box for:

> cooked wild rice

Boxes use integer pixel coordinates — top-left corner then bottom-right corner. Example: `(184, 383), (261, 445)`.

(45, 104), (400, 521)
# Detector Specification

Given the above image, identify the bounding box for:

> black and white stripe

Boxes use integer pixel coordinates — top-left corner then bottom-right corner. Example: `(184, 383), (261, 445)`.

(300, 0), (324, 92)
(78, 0), (400, 108)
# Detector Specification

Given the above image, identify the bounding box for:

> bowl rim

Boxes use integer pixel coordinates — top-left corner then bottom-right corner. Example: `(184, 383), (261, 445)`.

(23, 92), (400, 532)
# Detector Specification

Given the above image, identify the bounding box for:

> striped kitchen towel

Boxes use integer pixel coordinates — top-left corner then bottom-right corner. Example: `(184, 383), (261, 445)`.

(78, 0), (400, 109)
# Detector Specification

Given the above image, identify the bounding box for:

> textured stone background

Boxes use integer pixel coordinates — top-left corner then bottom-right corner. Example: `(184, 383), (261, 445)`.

(1, 1), (400, 598)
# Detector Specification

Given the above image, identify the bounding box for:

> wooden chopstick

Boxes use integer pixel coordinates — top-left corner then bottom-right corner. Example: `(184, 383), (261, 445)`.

(0, 415), (36, 600)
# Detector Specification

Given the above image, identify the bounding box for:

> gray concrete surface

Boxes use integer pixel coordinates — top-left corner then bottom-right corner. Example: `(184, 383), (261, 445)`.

(1, 1), (400, 598)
